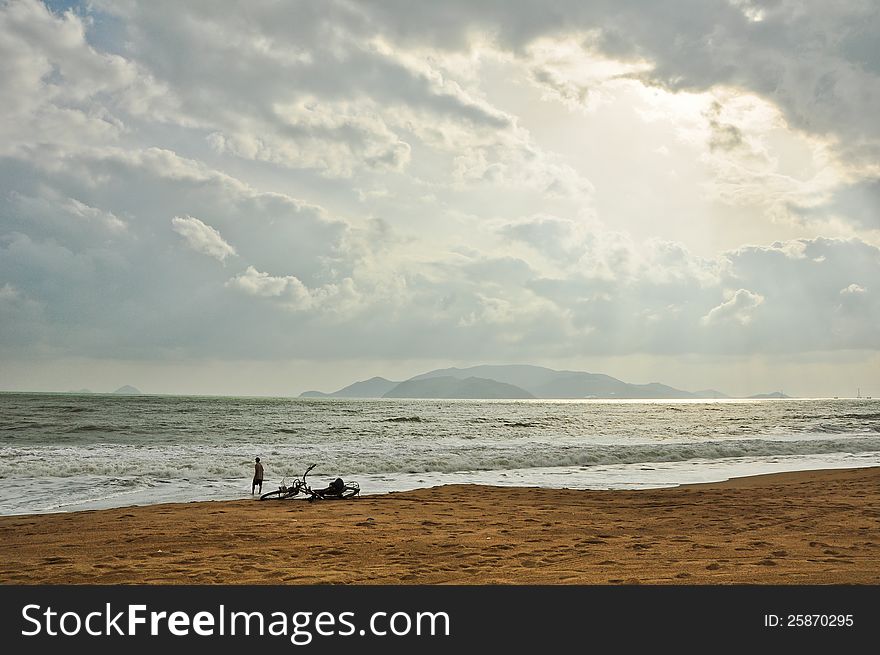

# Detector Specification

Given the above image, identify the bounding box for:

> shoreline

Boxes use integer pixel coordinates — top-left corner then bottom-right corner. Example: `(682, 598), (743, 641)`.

(5, 456), (878, 518)
(0, 466), (877, 585)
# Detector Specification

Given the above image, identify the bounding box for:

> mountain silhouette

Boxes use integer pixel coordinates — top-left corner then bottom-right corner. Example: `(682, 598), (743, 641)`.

(299, 364), (742, 399)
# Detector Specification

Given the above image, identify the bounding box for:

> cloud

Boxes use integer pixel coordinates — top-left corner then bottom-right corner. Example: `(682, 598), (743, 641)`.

(3, 146), (879, 361)
(0, 0), (177, 157)
(348, 0), (880, 235)
(0, 142), (359, 358)
(524, 35), (653, 111)
(0, 283), (20, 302)
(803, 178), (880, 229)
(2, 0), (879, 377)
(701, 288), (765, 326)
(348, 1), (880, 151)
(705, 100), (745, 152)
(205, 99), (413, 178)
(49, 0), (591, 203)
(227, 267), (296, 298)
(226, 266), (312, 309)
(841, 283), (866, 296)
(171, 215), (236, 262)
(500, 215), (591, 264)
(82, 0), (516, 178)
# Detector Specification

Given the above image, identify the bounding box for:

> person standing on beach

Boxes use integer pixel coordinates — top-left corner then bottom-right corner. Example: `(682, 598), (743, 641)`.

(252, 457), (264, 495)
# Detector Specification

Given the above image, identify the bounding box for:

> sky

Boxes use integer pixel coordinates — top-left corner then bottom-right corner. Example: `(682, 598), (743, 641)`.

(0, 0), (878, 397)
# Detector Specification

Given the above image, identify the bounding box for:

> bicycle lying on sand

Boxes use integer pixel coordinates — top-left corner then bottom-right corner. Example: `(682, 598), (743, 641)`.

(259, 464), (360, 501)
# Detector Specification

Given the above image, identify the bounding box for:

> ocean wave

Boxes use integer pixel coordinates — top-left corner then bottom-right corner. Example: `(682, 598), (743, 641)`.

(2, 435), (878, 480)
(833, 412), (880, 420)
(469, 417), (542, 427)
(64, 424), (129, 433)
(0, 422), (63, 431)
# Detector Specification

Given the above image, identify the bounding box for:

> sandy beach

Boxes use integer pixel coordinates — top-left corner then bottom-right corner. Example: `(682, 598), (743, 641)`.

(0, 467), (877, 585)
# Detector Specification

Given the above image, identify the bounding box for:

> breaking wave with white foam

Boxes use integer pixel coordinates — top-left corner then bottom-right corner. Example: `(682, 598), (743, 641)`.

(1, 393), (878, 514)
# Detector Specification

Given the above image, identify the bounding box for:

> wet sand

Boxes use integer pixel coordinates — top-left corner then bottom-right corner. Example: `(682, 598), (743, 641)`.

(0, 467), (878, 584)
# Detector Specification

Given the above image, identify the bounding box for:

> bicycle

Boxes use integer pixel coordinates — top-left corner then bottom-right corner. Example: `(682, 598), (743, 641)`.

(258, 463), (359, 501)
(308, 474), (360, 501)
(258, 463), (314, 500)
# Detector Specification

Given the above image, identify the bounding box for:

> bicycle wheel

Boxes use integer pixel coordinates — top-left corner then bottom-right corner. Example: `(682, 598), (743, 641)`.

(259, 489), (290, 500)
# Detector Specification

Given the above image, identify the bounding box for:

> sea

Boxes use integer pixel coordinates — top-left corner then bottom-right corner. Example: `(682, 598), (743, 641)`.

(1, 393), (878, 516)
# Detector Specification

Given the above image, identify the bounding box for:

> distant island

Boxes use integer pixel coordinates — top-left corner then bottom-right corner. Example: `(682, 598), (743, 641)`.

(300, 377), (399, 398)
(385, 376), (535, 399)
(299, 364), (791, 400)
(113, 385), (143, 395)
(746, 391), (791, 399)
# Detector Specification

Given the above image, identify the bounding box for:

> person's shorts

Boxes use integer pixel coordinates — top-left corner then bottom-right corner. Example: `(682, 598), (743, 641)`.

(253, 478), (263, 484)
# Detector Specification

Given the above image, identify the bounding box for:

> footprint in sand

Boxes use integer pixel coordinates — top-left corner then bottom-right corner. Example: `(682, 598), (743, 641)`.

(321, 549), (347, 557)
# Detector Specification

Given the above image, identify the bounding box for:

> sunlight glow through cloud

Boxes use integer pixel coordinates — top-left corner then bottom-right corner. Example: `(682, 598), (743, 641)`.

(1, 0), (878, 396)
